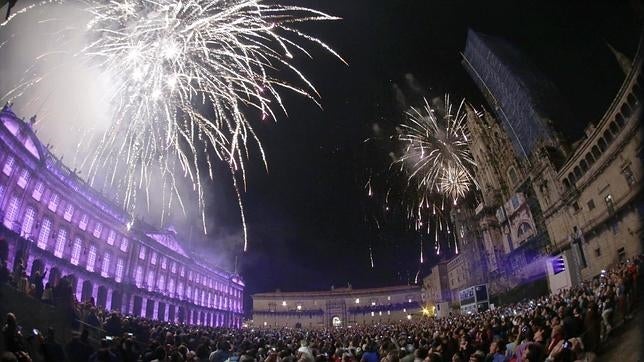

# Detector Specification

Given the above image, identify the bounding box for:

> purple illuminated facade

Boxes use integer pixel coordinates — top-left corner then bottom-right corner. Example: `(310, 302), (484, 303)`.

(0, 106), (243, 327)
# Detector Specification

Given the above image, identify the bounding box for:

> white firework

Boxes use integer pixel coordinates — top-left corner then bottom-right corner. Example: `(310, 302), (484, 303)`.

(2, 0), (344, 251)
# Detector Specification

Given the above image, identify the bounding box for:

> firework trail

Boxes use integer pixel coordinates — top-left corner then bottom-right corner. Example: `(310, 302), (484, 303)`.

(2, 0), (344, 251)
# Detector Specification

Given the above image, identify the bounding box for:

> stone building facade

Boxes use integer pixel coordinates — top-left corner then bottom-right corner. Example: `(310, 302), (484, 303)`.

(531, 35), (643, 280)
(0, 108), (244, 327)
(251, 285), (421, 329)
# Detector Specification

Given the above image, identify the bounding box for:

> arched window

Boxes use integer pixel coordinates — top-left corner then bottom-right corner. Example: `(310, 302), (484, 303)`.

(71, 238), (82, 265)
(574, 166), (582, 180)
(517, 222), (533, 237)
(609, 121), (619, 136)
(3, 195), (20, 228)
(21, 206), (36, 238)
(37, 218), (52, 249)
(101, 252), (111, 277)
(585, 153), (595, 166)
(86, 245), (97, 272)
(603, 130), (613, 144)
(620, 103), (631, 119)
(580, 160), (588, 173)
(54, 228), (67, 258)
(598, 137), (607, 151)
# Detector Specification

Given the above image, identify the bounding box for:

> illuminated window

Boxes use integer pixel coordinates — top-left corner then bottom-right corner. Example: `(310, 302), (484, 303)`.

(48, 193), (60, 212)
(180, 266), (185, 277)
(177, 282), (184, 297)
(151, 252), (157, 265)
(32, 181), (44, 201)
(168, 278), (175, 293)
(135, 266), (143, 287)
(20, 206), (36, 238)
(17, 169), (30, 188)
(161, 257), (167, 269)
(147, 270), (154, 290)
(63, 203), (74, 221)
(187, 286), (192, 299)
(79, 214), (88, 230)
(54, 228), (67, 258)
(107, 230), (116, 245)
(37, 218), (52, 249)
(158, 275), (165, 291)
(71, 238), (82, 265)
(605, 194), (615, 214)
(139, 245), (146, 259)
(171, 262), (177, 273)
(120, 238), (128, 252)
(189, 271), (193, 281)
(101, 252), (111, 277)
(93, 222), (103, 238)
(86, 245), (97, 272)
(3, 195), (20, 228)
(115, 258), (124, 282)
(355, 298), (360, 304)
(3, 156), (15, 175)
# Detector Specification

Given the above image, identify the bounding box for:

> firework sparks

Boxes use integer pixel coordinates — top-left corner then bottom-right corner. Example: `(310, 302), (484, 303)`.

(2, 0), (344, 251)
(395, 95), (477, 205)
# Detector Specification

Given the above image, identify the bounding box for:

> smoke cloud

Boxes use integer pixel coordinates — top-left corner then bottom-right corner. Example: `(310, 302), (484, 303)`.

(0, 2), (241, 268)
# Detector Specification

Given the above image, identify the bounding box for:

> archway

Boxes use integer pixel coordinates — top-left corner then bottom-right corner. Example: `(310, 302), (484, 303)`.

(168, 305), (176, 322)
(145, 299), (155, 319)
(48, 268), (62, 287)
(81, 280), (93, 303)
(97, 285), (108, 309)
(132, 295), (143, 317)
(157, 302), (166, 321)
(177, 306), (185, 324)
(30, 259), (45, 276)
(111, 290), (122, 312)
(0, 237), (8, 262)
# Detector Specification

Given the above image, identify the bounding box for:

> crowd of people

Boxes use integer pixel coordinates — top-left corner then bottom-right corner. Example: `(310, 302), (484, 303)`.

(0, 255), (641, 362)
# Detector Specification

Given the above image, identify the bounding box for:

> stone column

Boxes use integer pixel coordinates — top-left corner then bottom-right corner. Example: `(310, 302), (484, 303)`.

(91, 284), (99, 302)
(141, 297), (148, 318)
(106, 289), (113, 311)
(164, 303), (169, 321)
(153, 300), (159, 320)
(76, 277), (84, 302)
(26, 254), (35, 275)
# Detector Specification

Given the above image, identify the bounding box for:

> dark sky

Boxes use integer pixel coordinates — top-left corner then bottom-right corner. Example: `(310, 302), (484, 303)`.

(197, 0), (642, 311)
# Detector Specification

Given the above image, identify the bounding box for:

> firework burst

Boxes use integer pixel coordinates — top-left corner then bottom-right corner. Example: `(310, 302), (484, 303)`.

(395, 95), (477, 206)
(2, 0), (344, 251)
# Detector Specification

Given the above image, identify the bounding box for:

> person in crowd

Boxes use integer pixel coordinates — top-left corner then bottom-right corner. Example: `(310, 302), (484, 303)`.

(40, 327), (65, 362)
(65, 329), (94, 362)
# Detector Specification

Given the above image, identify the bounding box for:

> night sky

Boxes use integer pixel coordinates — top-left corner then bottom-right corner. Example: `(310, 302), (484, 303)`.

(193, 0), (642, 311)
